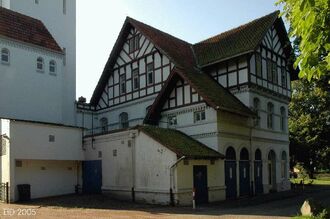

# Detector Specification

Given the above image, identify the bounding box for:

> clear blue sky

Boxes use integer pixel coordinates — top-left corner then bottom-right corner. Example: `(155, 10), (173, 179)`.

(76, 0), (282, 101)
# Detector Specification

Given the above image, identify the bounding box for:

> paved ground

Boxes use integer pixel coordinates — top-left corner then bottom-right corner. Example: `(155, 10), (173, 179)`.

(0, 186), (329, 219)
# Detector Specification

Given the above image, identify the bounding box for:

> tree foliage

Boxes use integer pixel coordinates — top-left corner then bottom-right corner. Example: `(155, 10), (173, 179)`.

(277, 0), (330, 81)
(289, 75), (330, 174)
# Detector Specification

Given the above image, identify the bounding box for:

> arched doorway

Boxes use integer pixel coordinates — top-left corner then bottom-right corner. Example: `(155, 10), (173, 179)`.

(225, 147), (237, 199)
(254, 149), (263, 194)
(239, 148), (250, 196)
(268, 150), (277, 192)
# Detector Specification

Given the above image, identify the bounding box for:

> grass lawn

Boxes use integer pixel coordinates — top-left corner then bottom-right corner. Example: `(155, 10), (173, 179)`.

(290, 177), (330, 185)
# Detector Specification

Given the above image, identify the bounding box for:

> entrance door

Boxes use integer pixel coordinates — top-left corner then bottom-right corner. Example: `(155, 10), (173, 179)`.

(254, 161), (263, 194)
(239, 161), (250, 196)
(193, 165), (208, 204)
(225, 161), (237, 199)
(82, 160), (102, 194)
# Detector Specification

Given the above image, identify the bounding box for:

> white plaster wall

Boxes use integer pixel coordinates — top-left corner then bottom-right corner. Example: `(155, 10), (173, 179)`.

(14, 159), (79, 201)
(10, 121), (84, 161)
(0, 39), (65, 124)
(7, 0), (77, 125)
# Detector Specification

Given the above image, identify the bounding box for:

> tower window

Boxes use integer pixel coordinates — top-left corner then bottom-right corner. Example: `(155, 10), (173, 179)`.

(272, 61), (278, 84)
(281, 67), (287, 88)
(36, 57), (44, 72)
(267, 59), (272, 82)
(49, 60), (56, 74)
(1, 48), (10, 64)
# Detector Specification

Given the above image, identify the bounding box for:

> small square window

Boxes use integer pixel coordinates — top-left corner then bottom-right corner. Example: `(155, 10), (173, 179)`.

(49, 135), (55, 142)
(168, 115), (177, 126)
(194, 110), (206, 123)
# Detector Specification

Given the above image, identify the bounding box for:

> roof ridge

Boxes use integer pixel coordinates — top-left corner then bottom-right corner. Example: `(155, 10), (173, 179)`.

(126, 16), (192, 46)
(195, 10), (280, 45)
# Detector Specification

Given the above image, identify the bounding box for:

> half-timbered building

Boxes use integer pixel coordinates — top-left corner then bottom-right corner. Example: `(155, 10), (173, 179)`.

(79, 11), (297, 205)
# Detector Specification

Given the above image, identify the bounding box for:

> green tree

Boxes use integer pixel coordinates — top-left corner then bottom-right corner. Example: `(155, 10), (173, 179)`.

(277, 0), (330, 81)
(289, 75), (330, 176)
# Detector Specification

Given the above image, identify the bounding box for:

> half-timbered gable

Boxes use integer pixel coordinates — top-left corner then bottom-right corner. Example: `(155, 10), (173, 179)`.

(96, 27), (174, 111)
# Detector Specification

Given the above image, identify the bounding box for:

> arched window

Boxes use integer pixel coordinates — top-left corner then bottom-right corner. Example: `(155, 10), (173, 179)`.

(253, 98), (260, 126)
(280, 107), (286, 131)
(240, 148), (249, 160)
(267, 102), (274, 129)
(100, 117), (108, 133)
(1, 48), (10, 64)
(281, 151), (287, 178)
(119, 112), (128, 129)
(225, 147), (236, 160)
(255, 149), (262, 160)
(49, 60), (56, 74)
(36, 57), (44, 71)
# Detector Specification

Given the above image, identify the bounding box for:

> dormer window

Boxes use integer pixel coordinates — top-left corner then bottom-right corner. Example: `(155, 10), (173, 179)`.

(49, 60), (56, 74)
(36, 57), (44, 72)
(129, 35), (139, 53)
(1, 48), (10, 64)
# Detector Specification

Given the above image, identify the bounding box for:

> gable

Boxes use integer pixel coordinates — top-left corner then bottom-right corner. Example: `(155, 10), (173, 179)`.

(95, 26), (175, 110)
(261, 24), (285, 57)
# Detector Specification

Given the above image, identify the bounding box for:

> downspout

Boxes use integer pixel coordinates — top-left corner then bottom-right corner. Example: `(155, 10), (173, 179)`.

(169, 156), (186, 206)
(130, 132), (136, 202)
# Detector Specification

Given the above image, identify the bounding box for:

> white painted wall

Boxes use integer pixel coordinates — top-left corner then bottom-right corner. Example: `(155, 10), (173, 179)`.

(10, 120), (84, 161)
(5, 0), (77, 125)
(14, 159), (80, 201)
(0, 39), (65, 124)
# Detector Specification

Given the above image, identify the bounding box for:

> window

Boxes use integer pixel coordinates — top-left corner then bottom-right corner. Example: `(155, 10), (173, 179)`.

(281, 67), (287, 88)
(1, 48), (9, 64)
(63, 0), (66, 14)
(267, 59), (272, 82)
(281, 151), (287, 178)
(49, 135), (55, 142)
(132, 69), (139, 90)
(253, 98), (260, 126)
(147, 63), (154, 85)
(194, 110), (206, 123)
(129, 35), (139, 53)
(119, 112), (128, 129)
(255, 53), (262, 77)
(120, 74), (126, 94)
(36, 57), (44, 71)
(272, 61), (278, 84)
(35, 0), (39, 4)
(168, 115), (177, 126)
(280, 106), (286, 131)
(100, 117), (108, 133)
(267, 102), (274, 129)
(49, 60), (56, 74)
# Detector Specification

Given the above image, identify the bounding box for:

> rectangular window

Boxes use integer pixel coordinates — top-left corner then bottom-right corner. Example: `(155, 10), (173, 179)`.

(168, 115), (177, 126)
(147, 63), (154, 85)
(272, 61), (278, 84)
(281, 67), (287, 88)
(49, 135), (55, 142)
(267, 59), (272, 82)
(194, 110), (206, 123)
(129, 35), (140, 53)
(120, 74), (126, 94)
(133, 69), (139, 90)
(255, 53), (262, 77)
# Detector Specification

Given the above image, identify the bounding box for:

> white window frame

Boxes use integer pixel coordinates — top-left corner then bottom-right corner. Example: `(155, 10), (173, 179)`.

(49, 60), (56, 75)
(194, 110), (206, 123)
(36, 57), (44, 72)
(1, 48), (10, 64)
(147, 62), (154, 85)
(132, 69), (139, 90)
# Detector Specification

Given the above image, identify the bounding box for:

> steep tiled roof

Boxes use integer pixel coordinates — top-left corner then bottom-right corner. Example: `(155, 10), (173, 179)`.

(0, 7), (62, 53)
(193, 11), (280, 66)
(138, 125), (224, 159)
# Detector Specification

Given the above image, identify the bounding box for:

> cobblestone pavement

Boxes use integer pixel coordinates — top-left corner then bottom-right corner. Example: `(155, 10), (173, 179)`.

(0, 186), (329, 219)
